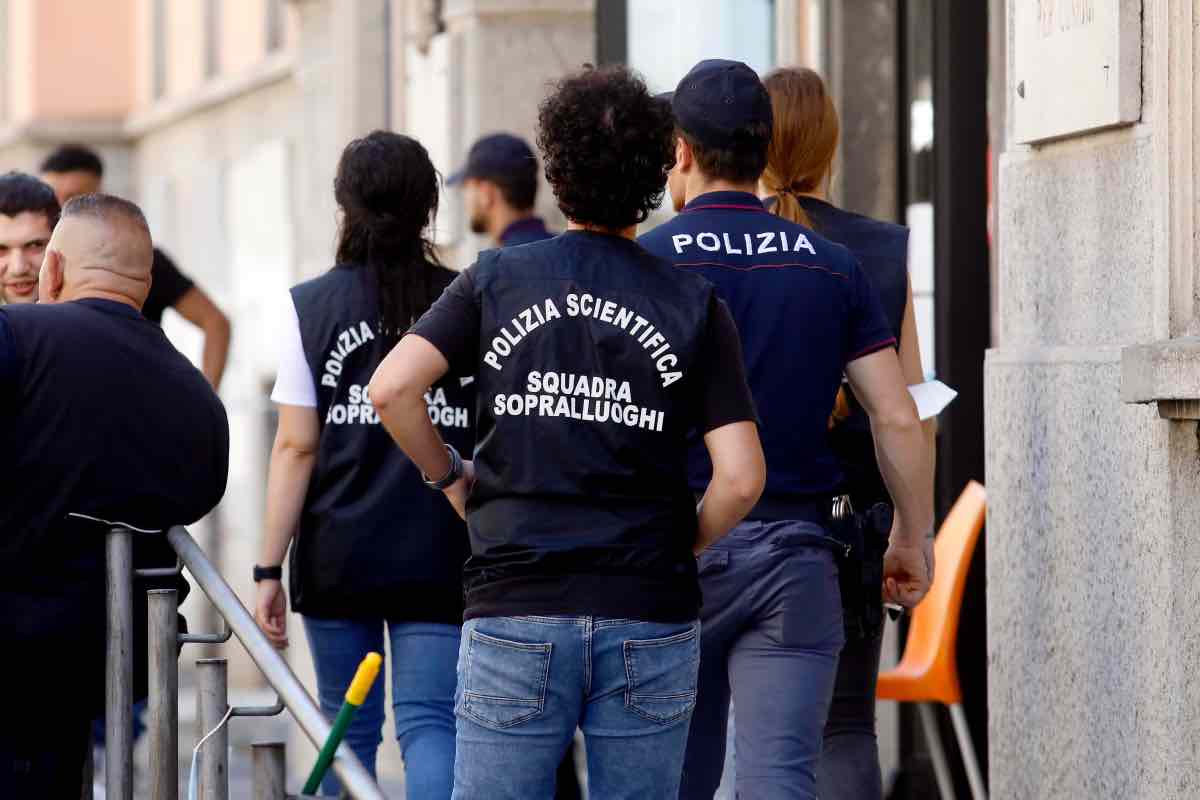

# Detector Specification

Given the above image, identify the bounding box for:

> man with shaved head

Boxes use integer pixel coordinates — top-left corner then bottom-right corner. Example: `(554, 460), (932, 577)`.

(0, 194), (229, 795)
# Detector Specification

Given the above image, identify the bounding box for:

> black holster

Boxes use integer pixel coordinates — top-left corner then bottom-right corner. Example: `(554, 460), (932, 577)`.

(828, 500), (893, 641)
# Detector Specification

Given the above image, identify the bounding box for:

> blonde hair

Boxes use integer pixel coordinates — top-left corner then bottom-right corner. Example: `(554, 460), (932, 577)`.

(762, 67), (840, 229)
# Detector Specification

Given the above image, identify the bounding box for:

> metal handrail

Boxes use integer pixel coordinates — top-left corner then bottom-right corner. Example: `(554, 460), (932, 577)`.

(103, 525), (386, 800)
(165, 526), (386, 800)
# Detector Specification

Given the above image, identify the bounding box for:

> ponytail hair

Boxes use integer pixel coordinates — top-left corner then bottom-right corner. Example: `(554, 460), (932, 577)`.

(334, 131), (444, 342)
(761, 67), (839, 229)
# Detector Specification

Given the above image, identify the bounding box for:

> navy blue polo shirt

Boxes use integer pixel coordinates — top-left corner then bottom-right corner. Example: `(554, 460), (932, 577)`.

(639, 190), (895, 505)
(499, 217), (552, 247)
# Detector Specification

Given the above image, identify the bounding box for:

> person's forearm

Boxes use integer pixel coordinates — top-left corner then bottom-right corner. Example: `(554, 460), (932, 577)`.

(695, 477), (762, 555)
(370, 383), (450, 480)
(873, 413), (934, 544)
(201, 315), (231, 390)
(261, 443), (315, 566)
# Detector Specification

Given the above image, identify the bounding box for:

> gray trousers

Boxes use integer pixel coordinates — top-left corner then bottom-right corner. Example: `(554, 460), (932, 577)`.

(680, 519), (845, 800)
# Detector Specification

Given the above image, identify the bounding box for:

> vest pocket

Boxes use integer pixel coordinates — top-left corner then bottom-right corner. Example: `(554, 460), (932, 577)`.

(461, 630), (552, 729)
(622, 624), (700, 724)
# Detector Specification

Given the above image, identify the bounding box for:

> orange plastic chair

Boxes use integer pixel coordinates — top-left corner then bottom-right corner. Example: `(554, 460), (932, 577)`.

(877, 480), (987, 800)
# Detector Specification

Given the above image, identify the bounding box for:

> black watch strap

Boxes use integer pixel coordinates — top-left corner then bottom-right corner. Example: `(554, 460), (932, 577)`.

(253, 564), (283, 583)
(423, 444), (464, 490)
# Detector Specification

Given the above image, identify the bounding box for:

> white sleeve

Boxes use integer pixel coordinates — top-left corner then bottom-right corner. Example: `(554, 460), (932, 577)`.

(270, 294), (319, 408)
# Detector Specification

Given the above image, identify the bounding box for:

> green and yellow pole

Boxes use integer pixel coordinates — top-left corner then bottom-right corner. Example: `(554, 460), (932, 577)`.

(303, 651), (383, 795)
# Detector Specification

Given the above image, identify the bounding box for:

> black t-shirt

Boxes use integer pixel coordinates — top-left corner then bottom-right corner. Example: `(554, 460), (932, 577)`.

(414, 270), (753, 432)
(142, 248), (195, 324)
(0, 298), (228, 713)
(409, 231), (757, 622)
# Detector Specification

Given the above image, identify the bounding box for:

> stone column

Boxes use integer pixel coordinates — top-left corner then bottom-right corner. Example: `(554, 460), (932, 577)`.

(290, 0), (390, 281)
(432, 0), (595, 262)
(987, 1), (1200, 797)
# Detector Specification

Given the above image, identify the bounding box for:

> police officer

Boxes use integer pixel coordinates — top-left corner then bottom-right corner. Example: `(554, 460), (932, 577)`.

(762, 66), (935, 800)
(448, 133), (553, 247)
(449, 130), (581, 800)
(638, 60), (935, 800)
(369, 64), (765, 799)
(254, 131), (473, 797)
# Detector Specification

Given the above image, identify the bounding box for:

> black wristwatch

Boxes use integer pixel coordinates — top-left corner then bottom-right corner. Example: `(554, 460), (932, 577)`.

(422, 444), (464, 490)
(253, 564), (283, 583)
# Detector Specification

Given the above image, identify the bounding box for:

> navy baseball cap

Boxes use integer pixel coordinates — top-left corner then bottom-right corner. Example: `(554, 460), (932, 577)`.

(662, 59), (773, 149)
(446, 133), (537, 185)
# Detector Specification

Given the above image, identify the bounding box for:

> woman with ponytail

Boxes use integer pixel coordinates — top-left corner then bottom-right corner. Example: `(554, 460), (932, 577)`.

(255, 131), (473, 798)
(763, 68), (933, 800)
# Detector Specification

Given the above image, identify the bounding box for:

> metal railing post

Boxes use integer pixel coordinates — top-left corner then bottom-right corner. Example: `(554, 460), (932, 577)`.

(251, 742), (287, 800)
(147, 588), (179, 800)
(166, 527), (385, 800)
(196, 658), (230, 800)
(105, 527), (134, 800)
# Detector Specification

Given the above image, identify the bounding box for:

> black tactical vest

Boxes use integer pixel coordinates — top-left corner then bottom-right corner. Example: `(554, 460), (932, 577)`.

(459, 231), (715, 622)
(290, 265), (474, 622)
(799, 197), (911, 506)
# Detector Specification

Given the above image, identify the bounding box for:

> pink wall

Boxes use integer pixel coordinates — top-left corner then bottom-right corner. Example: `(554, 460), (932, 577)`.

(20, 0), (137, 121)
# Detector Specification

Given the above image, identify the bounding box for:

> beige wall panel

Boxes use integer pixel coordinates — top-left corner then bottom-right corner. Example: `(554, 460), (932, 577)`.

(167, 0), (206, 98)
(222, 0), (268, 76)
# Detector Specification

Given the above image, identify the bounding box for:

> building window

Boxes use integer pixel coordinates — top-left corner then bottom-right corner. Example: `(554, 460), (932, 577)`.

(265, 0), (284, 52)
(601, 0), (776, 230)
(152, 0), (167, 100)
(205, 0), (221, 78)
(623, 0), (775, 93)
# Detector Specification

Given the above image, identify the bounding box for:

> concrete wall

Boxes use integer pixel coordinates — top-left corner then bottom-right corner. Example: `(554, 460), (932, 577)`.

(987, 0), (1200, 796)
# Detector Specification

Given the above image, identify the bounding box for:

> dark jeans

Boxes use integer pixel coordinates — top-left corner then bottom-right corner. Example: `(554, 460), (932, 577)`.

(817, 627), (885, 800)
(680, 519), (844, 800)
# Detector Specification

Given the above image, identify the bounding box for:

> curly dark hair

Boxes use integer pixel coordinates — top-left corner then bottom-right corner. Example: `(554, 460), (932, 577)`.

(334, 130), (444, 341)
(537, 65), (675, 230)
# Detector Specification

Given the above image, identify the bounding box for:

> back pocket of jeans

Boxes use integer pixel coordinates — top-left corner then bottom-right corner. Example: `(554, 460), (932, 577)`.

(461, 630), (552, 729)
(623, 625), (700, 724)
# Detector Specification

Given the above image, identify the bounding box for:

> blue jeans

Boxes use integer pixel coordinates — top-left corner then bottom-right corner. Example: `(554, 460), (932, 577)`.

(681, 519), (844, 800)
(451, 615), (701, 799)
(304, 617), (460, 798)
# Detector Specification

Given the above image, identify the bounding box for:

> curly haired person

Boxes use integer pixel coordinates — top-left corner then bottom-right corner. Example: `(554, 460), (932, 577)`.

(368, 64), (765, 799)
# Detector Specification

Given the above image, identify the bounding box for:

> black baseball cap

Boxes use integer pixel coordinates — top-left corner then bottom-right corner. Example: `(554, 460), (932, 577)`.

(662, 59), (773, 149)
(446, 133), (538, 185)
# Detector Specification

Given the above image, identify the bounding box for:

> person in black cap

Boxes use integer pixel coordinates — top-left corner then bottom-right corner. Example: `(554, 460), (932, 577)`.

(448, 133), (553, 248)
(369, 64), (764, 799)
(639, 59), (934, 800)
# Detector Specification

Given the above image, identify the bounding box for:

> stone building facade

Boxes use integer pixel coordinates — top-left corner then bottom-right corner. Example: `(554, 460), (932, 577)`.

(0, 0), (1002, 793)
(987, 0), (1200, 797)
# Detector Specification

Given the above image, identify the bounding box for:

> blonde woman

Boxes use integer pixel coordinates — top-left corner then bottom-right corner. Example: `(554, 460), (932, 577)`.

(762, 66), (934, 800)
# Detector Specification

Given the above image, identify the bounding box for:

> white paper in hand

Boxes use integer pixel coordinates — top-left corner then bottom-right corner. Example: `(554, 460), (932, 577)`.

(908, 380), (957, 421)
